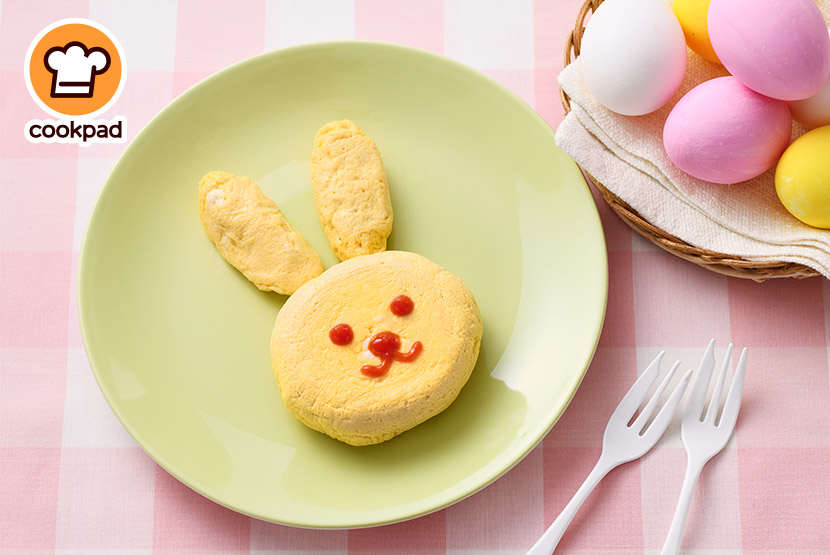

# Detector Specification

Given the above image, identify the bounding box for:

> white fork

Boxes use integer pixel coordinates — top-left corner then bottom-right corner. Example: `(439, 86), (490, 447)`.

(660, 339), (748, 555)
(527, 352), (693, 555)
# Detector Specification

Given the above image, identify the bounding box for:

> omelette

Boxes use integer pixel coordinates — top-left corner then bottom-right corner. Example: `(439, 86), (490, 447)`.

(198, 124), (483, 446)
(271, 251), (483, 446)
(198, 171), (323, 294)
(310, 120), (393, 261)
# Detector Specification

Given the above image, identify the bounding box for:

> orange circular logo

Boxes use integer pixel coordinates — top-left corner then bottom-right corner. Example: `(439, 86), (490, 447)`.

(25, 19), (126, 118)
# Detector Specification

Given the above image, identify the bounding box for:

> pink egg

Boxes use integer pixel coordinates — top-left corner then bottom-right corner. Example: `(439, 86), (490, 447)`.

(663, 77), (792, 184)
(708, 0), (830, 101)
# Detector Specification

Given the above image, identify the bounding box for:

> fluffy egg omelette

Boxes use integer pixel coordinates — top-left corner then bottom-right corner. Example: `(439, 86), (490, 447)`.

(271, 251), (483, 446)
(198, 171), (323, 294)
(311, 120), (393, 261)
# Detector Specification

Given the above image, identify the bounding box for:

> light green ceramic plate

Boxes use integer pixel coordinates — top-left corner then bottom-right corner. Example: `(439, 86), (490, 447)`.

(79, 42), (607, 528)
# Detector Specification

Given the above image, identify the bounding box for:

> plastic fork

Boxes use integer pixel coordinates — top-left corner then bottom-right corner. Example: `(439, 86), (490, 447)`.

(661, 340), (748, 555)
(527, 353), (693, 555)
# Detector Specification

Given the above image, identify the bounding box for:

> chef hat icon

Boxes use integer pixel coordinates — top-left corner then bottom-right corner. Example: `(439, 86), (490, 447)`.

(44, 41), (110, 98)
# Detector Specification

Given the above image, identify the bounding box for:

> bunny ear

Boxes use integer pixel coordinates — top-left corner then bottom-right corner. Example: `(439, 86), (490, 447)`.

(310, 120), (393, 261)
(198, 171), (323, 295)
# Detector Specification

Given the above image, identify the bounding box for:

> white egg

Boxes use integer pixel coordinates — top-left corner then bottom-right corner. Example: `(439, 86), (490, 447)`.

(788, 29), (830, 129)
(578, 0), (688, 116)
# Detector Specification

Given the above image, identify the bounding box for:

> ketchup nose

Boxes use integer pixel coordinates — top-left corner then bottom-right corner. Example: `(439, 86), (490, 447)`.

(361, 331), (423, 377)
(367, 331), (401, 357)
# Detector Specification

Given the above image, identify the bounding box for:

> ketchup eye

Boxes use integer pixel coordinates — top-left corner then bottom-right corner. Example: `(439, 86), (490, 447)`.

(328, 323), (353, 345)
(389, 295), (414, 316)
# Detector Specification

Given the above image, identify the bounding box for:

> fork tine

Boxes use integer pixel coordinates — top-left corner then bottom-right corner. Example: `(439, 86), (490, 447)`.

(642, 368), (694, 440)
(687, 338), (716, 418)
(704, 343), (733, 423)
(610, 352), (663, 423)
(631, 360), (681, 432)
(717, 348), (748, 431)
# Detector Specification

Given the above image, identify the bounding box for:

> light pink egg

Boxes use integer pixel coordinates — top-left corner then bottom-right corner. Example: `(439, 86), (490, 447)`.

(663, 77), (792, 184)
(708, 0), (830, 101)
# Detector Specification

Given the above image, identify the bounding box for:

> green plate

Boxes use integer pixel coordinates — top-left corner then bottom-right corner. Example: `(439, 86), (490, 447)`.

(79, 42), (607, 528)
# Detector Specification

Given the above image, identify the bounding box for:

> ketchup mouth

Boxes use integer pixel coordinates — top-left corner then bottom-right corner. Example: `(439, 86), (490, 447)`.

(360, 331), (423, 377)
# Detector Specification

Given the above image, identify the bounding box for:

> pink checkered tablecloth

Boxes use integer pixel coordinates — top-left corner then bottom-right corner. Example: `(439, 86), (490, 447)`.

(2, 0), (830, 553)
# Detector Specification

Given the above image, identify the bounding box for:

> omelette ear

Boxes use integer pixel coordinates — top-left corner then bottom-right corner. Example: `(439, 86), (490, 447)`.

(198, 171), (323, 294)
(310, 120), (393, 261)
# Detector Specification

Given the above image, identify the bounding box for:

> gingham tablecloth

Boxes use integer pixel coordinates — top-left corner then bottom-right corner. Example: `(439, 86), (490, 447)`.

(2, 0), (830, 553)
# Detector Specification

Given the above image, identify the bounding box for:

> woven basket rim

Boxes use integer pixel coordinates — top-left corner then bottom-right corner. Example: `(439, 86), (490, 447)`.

(561, 0), (820, 281)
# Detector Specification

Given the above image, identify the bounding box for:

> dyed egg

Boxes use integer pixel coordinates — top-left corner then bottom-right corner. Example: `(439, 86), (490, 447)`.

(579, 0), (687, 116)
(663, 76), (792, 184)
(672, 0), (721, 63)
(789, 30), (830, 130)
(775, 126), (830, 228)
(708, 0), (830, 101)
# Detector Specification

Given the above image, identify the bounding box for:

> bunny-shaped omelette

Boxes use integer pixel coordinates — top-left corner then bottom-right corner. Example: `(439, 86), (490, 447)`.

(199, 121), (482, 446)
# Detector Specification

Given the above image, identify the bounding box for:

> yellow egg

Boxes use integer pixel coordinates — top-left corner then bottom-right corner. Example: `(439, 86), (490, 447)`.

(775, 126), (830, 229)
(672, 0), (721, 63)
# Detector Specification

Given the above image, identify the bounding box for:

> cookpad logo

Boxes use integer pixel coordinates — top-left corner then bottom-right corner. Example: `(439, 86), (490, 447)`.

(24, 18), (126, 146)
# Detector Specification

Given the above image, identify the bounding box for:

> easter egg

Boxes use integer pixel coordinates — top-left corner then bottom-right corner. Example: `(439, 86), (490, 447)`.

(789, 30), (830, 130)
(708, 0), (830, 101)
(672, 0), (721, 64)
(663, 76), (792, 184)
(579, 0), (687, 116)
(775, 126), (830, 228)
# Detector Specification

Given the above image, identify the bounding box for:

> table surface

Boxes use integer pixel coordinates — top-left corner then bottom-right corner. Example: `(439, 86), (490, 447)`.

(2, 0), (830, 553)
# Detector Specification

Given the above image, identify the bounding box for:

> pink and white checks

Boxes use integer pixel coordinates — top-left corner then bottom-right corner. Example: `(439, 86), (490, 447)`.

(2, 0), (830, 552)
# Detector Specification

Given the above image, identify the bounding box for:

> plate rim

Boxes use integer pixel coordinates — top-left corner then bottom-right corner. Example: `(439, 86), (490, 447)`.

(77, 40), (609, 529)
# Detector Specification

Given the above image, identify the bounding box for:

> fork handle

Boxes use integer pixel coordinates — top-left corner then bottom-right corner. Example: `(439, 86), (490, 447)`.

(527, 455), (617, 555)
(661, 460), (704, 555)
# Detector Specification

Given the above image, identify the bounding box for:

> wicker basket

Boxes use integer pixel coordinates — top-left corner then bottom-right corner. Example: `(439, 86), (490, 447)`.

(561, 0), (819, 281)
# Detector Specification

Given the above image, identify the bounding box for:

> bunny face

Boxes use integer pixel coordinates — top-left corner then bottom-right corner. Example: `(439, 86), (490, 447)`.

(271, 251), (482, 446)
